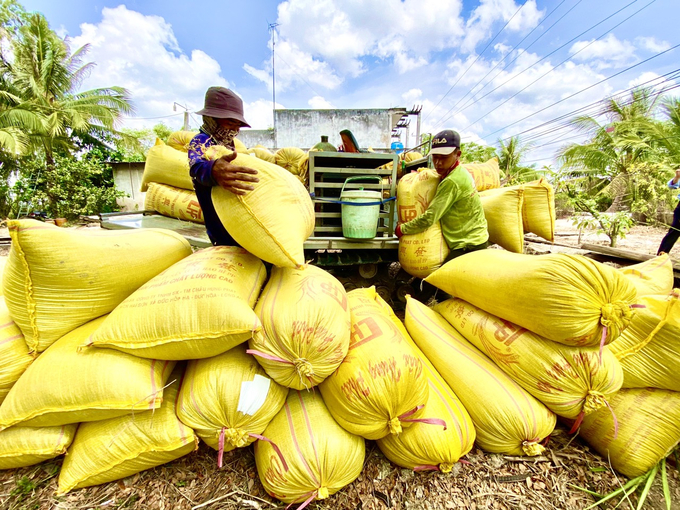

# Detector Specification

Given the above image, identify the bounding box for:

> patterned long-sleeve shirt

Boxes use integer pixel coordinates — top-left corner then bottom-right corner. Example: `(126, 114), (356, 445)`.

(187, 133), (240, 246)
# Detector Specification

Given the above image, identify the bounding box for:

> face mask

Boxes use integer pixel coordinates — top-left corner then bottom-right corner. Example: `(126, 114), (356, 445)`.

(202, 117), (239, 148)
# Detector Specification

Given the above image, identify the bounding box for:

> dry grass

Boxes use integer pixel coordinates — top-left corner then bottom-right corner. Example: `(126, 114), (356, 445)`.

(1, 425), (678, 510)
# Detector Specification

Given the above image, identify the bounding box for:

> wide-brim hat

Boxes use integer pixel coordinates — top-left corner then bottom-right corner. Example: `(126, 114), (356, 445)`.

(430, 129), (461, 155)
(195, 86), (251, 128)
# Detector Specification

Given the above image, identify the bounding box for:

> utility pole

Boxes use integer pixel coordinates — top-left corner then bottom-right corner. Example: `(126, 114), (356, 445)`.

(173, 102), (190, 130)
(269, 22), (279, 149)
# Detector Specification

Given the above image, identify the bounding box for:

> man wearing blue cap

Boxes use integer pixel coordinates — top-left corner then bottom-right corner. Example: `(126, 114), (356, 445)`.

(395, 129), (489, 262)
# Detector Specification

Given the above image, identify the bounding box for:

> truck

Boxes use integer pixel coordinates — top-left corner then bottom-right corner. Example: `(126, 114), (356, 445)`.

(101, 149), (434, 308)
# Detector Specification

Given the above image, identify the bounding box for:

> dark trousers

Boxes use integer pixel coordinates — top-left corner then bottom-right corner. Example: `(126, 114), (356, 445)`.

(443, 241), (490, 264)
(658, 202), (680, 255)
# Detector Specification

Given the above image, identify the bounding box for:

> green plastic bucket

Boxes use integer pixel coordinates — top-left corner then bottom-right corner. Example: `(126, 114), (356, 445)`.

(340, 176), (383, 239)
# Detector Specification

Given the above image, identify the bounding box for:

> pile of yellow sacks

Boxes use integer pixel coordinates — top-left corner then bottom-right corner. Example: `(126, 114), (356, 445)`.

(141, 132), (313, 228)
(1, 216), (678, 505)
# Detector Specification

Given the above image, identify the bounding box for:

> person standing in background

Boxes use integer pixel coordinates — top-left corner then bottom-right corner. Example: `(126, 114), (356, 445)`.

(188, 86), (259, 246)
(657, 167), (680, 256)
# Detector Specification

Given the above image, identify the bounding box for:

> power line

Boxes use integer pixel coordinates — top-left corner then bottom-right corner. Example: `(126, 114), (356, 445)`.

(434, 0), (644, 130)
(122, 112), (184, 120)
(431, 0), (578, 129)
(517, 70), (680, 138)
(423, 2), (526, 122)
(476, 46), (679, 142)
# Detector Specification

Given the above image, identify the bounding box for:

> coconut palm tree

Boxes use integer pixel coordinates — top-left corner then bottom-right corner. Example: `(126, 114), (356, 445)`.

(496, 136), (538, 185)
(557, 88), (661, 211)
(1, 13), (134, 165)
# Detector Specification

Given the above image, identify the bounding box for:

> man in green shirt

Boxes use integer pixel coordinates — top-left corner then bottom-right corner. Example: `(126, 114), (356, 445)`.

(395, 129), (489, 262)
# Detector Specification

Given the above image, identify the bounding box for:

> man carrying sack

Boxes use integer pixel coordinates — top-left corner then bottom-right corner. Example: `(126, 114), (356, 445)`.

(395, 129), (489, 262)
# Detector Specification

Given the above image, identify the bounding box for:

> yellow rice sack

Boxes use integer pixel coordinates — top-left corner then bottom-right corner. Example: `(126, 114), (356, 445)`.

(479, 187), (524, 253)
(608, 291), (680, 391)
(0, 317), (175, 430)
(145, 182), (204, 223)
(177, 345), (288, 460)
(0, 256), (5, 296)
(249, 146), (277, 163)
(402, 151), (423, 163)
(254, 390), (365, 507)
(87, 246), (266, 360)
(248, 265), (350, 389)
(209, 147), (315, 268)
(578, 388), (680, 478)
(435, 298), (623, 419)
(0, 298), (32, 405)
(58, 367), (196, 493)
(3, 219), (192, 353)
(619, 255), (674, 298)
(376, 297), (476, 471)
(0, 424), (77, 469)
(234, 137), (248, 154)
(319, 287), (428, 440)
(461, 158), (500, 192)
(167, 130), (198, 152)
(275, 147), (306, 182)
(140, 139), (193, 191)
(426, 250), (638, 347)
(397, 168), (449, 278)
(405, 297), (556, 455)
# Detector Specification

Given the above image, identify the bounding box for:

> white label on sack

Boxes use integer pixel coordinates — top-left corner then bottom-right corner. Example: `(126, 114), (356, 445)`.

(237, 375), (271, 416)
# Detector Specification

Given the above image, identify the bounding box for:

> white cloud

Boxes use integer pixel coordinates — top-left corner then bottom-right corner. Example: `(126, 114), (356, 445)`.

(494, 43), (512, 55)
(463, 0), (544, 54)
(308, 96), (334, 108)
(68, 5), (230, 130)
(242, 99), (283, 130)
(245, 0), (466, 90)
(635, 36), (671, 53)
(626, 72), (676, 93)
(569, 33), (637, 70)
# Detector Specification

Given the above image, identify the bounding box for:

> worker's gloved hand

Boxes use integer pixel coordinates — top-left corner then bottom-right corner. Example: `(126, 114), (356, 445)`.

(212, 152), (259, 195)
(395, 224), (403, 238)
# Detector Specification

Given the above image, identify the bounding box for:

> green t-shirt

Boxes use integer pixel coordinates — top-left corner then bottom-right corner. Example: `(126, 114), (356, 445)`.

(400, 167), (489, 250)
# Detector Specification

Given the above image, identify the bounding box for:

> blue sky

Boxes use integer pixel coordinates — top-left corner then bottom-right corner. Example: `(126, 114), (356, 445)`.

(19, 0), (680, 165)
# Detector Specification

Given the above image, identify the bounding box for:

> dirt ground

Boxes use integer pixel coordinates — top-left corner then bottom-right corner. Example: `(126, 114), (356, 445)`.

(0, 218), (678, 510)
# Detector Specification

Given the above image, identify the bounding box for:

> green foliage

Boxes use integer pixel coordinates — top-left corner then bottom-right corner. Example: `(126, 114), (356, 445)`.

(116, 122), (174, 161)
(567, 190), (634, 247)
(460, 141), (495, 163)
(10, 476), (36, 496)
(9, 153), (126, 219)
(496, 136), (538, 185)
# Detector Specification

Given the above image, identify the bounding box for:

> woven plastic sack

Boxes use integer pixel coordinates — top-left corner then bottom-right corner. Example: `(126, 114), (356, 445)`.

(2, 219), (191, 353)
(461, 158), (500, 192)
(249, 146), (277, 163)
(479, 187), (524, 253)
(167, 130), (198, 152)
(520, 179), (555, 241)
(58, 367), (196, 493)
(402, 151), (423, 163)
(248, 265), (350, 389)
(376, 296), (475, 471)
(608, 291), (680, 391)
(140, 139), (193, 191)
(0, 298), (32, 405)
(275, 147), (306, 182)
(578, 388), (680, 477)
(0, 424), (76, 469)
(87, 246), (266, 360)
(0, 256), (5, 297)
(234, 137), (248, 154)
(435, 298), (623, 420)
(0, 317), (175, 430)
(319, 287), (428, 440)
(619, 254), (674, 298)
(405, 297), (556, 455)
(209, 147), (315, 268)
(254, 390), (365, 508)
(145, 182), (204, 223)
(397, 168), (449, 278)
(177, 345), (288, 464)
(425, 251), (638, 347)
